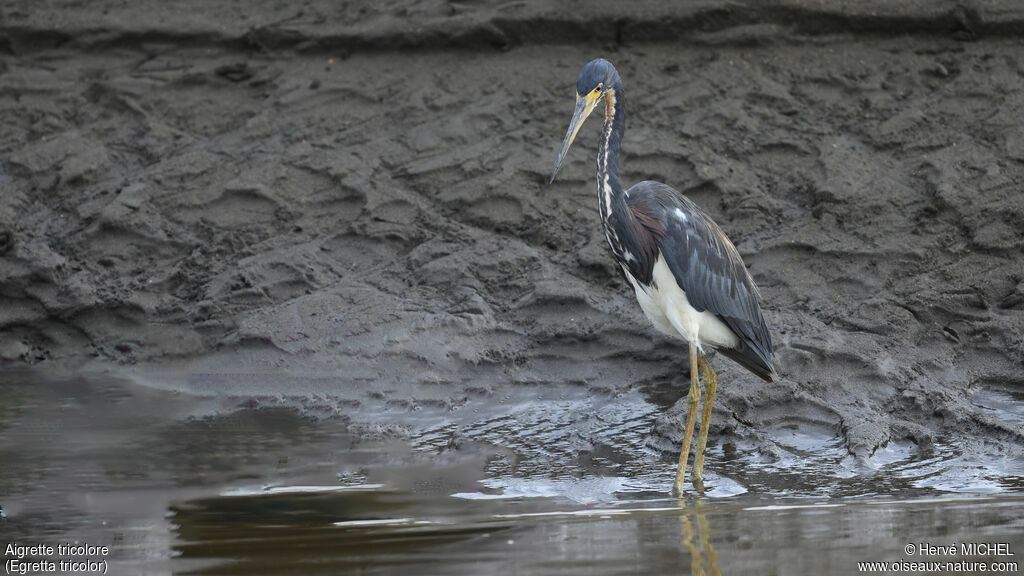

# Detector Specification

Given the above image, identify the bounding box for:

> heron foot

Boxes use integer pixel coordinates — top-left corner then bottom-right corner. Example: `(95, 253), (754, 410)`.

(693, 355), (718, 481)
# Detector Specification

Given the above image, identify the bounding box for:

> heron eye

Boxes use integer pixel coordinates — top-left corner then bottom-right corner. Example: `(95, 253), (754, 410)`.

(594, 85), (602, 93)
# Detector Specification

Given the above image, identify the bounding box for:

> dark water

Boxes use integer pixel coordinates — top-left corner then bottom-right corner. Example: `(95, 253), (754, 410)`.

(0, 373), (1022, 575)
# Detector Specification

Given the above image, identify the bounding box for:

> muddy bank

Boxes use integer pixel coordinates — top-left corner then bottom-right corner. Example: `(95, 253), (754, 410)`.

(0, 1), (1022, 476)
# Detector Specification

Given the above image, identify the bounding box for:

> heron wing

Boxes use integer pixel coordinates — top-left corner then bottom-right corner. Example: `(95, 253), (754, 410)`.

(627, 181), (776, 382)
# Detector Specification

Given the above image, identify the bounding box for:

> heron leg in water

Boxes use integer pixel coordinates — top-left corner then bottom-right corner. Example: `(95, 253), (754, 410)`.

(675, 342), (702, 494)
(693, 354), (717, 482)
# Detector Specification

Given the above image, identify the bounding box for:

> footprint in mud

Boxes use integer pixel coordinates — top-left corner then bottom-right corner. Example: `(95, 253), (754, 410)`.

(864, 440), (916, 470)
(201, 184), (282, 227)
(770, 420), (846, 454)
(759, 419), (859, 481)
(972, 384), (1024, 428)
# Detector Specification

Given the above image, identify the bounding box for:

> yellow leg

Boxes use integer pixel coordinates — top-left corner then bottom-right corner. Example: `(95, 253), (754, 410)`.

(675, 342), (701, 494)
(693, 355), (717, 481)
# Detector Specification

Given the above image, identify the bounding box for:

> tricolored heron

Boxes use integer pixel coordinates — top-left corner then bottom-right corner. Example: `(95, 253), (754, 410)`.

(550, 59), (777, 494)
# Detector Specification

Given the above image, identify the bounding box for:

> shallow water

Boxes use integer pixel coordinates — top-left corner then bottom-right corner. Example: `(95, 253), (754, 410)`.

(0, 373), (1022, 575)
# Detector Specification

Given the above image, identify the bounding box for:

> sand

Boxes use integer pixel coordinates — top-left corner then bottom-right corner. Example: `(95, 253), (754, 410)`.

(1, 1), (1022, 467)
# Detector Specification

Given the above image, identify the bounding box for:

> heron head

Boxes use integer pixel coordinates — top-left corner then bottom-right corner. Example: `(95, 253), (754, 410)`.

(550, 59), (620, 183)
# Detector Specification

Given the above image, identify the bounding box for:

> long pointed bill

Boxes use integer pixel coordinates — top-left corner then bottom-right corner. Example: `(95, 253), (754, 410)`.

(550, 92), (599, 183)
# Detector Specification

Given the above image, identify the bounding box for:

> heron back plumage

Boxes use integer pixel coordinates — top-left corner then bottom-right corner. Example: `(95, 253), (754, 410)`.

(625, 181), (776, 382)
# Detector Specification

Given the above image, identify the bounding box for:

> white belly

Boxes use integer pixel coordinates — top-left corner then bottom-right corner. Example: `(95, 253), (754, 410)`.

(622, 255), (739, 351)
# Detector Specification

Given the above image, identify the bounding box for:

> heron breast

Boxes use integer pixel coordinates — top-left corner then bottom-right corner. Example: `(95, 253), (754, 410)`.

(621, 255), (739, 351)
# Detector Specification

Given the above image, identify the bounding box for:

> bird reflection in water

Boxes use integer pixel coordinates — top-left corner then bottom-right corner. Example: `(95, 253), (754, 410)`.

(680, 497), (721, 576)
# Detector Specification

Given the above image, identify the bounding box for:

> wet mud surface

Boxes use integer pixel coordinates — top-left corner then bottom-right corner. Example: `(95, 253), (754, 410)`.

(0, 2), (1023, 570)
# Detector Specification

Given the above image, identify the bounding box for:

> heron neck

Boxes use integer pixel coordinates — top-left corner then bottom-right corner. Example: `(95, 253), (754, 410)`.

(597, 87), (626, 212)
